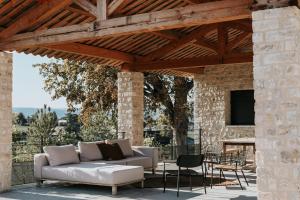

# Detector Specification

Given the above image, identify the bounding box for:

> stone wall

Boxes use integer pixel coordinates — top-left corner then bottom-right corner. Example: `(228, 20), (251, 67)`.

(194, 63), (254, 151)
(253, 6), (300, 200)
(117, 72), (144, 146)
(0, 52), (12, 192)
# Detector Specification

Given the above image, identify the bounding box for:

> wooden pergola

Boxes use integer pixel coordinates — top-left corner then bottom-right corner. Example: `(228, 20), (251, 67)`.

(0, 0), (253, 76)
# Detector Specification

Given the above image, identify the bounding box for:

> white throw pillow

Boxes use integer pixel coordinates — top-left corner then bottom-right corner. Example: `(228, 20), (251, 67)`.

(106, 139), (133, 157)
(78, 141), (103, 161)
(43, 145), (80, 166)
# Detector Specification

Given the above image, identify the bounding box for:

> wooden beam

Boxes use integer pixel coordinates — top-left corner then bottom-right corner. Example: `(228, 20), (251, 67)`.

(44, 43), (136, 63)
(132, 52), (252, 71)
(0, 0), (72, 39)
(194, 38), (218, 53)
(217, 24), (227, 62)
(108, 0), (128, 16)
(138, 25), (217, 63)
(0, 0), (252, 50)
(150, 30), (180, 41)
(97, 0), (107, 20)
(226, 31), (252, 52)
(173, 67), (205, 74)
(74, 0), (97, 16)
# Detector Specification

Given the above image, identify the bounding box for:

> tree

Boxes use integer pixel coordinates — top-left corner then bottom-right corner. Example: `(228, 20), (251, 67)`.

(80, 111), (117, 142)
(27, 105), (58, 152)
(34, 60), (118, 124)
(13, 112), (27, 126)
(144, 74), (193, 146)
(35, 60), (193, 146)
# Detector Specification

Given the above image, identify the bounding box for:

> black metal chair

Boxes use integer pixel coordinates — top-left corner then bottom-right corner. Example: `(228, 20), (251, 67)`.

(214, 151), (249, 189)
(163, 154), (206, 197)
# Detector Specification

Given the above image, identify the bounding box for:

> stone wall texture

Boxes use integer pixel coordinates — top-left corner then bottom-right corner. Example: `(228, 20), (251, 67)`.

(118, 72), (144, 146)
(0, 52), (12, 192)
(194, 63), (254, 151)
(253, 6), (300, 200)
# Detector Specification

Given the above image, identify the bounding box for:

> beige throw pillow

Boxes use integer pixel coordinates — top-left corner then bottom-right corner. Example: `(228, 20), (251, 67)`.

(106, 139), (133, 157)
(78, 141), (103, 161)
(43, 145), (80, 166)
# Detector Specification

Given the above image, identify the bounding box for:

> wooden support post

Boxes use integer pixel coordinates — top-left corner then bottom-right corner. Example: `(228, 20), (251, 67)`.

(97, 0), (107, 20)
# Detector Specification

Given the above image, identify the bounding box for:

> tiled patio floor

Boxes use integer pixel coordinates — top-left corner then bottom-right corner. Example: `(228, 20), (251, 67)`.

(0, 167), (257, 200)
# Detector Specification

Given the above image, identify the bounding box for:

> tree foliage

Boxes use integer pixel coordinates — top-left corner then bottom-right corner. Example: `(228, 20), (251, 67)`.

(35, 60), (193, 146)
(27, 105), (58, 152)
(34, 60), (118, 124)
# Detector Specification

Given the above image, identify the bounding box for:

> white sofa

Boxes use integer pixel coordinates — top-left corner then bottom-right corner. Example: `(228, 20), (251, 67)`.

(34, 140), (159, 195)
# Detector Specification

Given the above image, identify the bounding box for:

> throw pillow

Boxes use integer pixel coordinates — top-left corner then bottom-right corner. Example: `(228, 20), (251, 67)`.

(78, 142), (103, 161)
(106, 139), (133, 157)
(97, 143), (125, 161)
(43, 145), (80, 166)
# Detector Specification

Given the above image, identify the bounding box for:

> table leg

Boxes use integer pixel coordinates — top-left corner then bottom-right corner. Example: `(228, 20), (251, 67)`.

(223, 143), (227, 153)
(210, 162), (213, 189)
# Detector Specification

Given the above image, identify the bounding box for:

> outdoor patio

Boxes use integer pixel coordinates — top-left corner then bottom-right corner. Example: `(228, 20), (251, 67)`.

(0, 167), (257, 200)
(1, 0), (300, 199)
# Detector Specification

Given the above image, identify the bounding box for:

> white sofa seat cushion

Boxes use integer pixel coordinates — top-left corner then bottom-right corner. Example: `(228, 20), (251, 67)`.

(43, 145), (80, 166)
(78, 142), (103, 161)
(123, 157), (153, 169)
(42, 163), (144, 185)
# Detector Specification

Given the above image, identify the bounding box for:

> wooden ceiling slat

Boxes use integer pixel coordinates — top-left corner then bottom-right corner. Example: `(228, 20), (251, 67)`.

(0, 0), (32, 25)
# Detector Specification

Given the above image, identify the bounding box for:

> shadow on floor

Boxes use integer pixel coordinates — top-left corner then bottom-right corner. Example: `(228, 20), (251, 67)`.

(231, 195), (257, 200)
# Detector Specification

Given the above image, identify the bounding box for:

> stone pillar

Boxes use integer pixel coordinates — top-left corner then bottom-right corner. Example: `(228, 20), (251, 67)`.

(0, 52), (12, 192)
(117, 72), (144, 146)
(253, 7), (300, 199)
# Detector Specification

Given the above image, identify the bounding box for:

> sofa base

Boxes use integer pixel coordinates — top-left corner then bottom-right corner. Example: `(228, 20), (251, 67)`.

(36, 178), (145, 195)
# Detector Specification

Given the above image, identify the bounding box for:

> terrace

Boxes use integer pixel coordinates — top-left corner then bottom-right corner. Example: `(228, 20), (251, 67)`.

(0, 0), (300, 199)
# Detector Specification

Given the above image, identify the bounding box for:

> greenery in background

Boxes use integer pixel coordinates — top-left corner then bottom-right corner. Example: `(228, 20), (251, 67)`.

(35, 60), (194, 146)
(80, 111), (117, 142)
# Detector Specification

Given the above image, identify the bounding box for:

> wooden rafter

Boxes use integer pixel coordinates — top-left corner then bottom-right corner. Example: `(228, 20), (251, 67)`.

(108, 0), (128, 16)
(194, 38), (218, 53)
(74, 0), (97, 16)
(44, 42), (136, 63)
(137, 24), (217, 63)
(0, 0), (73, 39)
(226, 31), (252, 52)
(0, 0), (252, 50)
(132, 52), (253, 71)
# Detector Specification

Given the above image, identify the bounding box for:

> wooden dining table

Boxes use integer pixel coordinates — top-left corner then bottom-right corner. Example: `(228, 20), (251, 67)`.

(221, 137), (255, 154)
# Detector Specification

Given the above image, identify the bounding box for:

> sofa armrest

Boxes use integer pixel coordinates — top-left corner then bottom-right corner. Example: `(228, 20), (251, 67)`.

(34, 153), (49, 179)
(132, 146), (159, 169)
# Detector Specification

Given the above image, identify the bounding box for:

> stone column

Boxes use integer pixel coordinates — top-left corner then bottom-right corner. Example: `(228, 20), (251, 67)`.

(0, 52), (12, 192)
(253, 7), (300, 199)
(117, 72), (144, 146)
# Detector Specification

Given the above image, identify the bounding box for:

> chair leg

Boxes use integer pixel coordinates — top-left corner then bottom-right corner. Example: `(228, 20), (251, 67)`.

(234, 171), (243, 190)
(163, 163), (166, 193)
(219, 169), (222, 184)
(201, 165), (207, 194)
(177, 170), (180, 197)
(221, 169), (226, 180)
(189, 174), (192, 191)
(210, 166), (214, 189)
(241, 170), (249, 186)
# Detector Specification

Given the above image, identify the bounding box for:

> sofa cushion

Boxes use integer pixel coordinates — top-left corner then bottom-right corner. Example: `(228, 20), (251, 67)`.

(106, 139), (133, 157)
(78, 141), (103, 162)
(43, 145), (80, 166)
(42, 163), (144, 185)
(97, 143), (125, 160)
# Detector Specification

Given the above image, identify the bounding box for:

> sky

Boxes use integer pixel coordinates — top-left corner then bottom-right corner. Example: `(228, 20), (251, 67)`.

(13, 52), (67, 109)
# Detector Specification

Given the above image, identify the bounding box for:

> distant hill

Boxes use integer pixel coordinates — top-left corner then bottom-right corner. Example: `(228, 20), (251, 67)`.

(12, 107), (76, 119)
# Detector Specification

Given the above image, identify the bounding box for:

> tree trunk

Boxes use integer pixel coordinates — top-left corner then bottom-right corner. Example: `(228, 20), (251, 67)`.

(172, 77), (191, 147)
